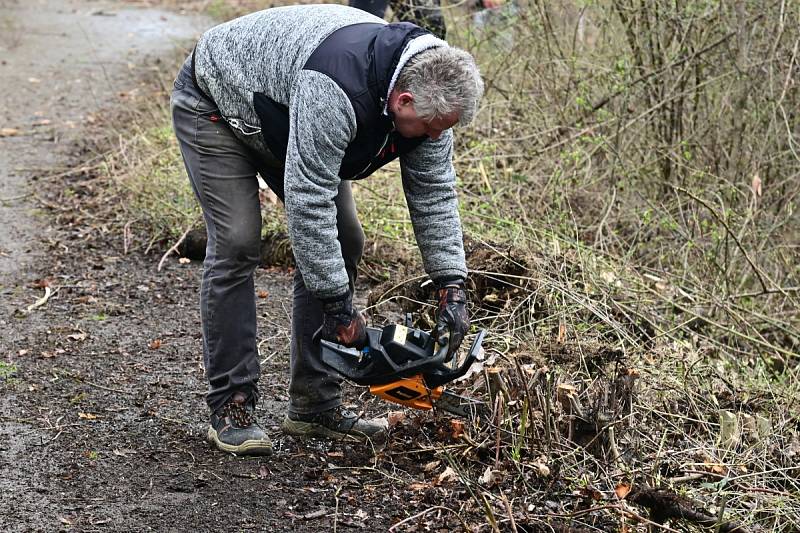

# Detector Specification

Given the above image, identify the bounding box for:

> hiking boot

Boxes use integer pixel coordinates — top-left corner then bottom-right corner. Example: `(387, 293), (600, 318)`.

(280, 405), (388, 442)
(207, 391), (273, 456)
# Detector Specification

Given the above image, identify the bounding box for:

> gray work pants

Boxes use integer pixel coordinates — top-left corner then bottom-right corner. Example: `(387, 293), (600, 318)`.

(170, 58), (364, 414)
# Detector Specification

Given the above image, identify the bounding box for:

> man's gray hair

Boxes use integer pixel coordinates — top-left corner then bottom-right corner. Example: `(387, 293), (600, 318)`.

(395, 47), (484, 126)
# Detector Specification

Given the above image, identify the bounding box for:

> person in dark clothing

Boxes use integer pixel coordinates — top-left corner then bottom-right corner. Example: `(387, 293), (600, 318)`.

(349, 0), (446, 39)
(171, 5), (483, 455)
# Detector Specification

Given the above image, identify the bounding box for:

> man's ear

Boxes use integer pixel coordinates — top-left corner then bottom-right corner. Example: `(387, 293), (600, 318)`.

(397, 92), (414, 107)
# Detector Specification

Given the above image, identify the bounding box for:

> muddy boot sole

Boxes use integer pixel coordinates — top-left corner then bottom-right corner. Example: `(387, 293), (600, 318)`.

(207, 426), (273, 456)
(280, 416), (382, 443)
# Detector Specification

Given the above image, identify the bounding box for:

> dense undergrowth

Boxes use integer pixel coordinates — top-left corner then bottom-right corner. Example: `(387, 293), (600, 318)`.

(84, 1), (799, 530)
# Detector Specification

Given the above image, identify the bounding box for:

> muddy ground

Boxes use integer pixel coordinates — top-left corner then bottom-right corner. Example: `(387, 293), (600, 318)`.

(0, 2), (500, 532)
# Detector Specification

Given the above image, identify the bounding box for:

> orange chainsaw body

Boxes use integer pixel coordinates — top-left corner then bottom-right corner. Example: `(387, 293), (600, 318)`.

(369, 374), (443, 410)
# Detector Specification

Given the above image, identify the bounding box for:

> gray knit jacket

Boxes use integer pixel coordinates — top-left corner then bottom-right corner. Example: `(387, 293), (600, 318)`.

(193, 4), (467, 299)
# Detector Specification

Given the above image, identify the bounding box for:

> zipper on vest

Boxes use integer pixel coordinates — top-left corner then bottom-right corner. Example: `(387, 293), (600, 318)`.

(226, 117), (262, 136)
(356, 131), (391, 178)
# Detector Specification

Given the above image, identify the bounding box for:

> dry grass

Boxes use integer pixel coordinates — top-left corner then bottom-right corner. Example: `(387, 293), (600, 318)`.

(365, 3), (800, 529)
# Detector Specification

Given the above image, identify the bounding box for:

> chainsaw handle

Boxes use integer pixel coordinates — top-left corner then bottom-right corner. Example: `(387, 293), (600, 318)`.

(434, 333), (450, 361)
(425, 329), (486, 388)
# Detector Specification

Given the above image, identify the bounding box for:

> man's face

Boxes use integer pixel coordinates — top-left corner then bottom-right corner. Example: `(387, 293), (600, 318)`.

(389, 91), (460, 140)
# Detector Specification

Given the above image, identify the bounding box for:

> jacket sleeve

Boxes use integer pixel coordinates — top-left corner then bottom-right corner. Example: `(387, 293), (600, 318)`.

(284, 70), (357, 300)
(399, 129), (468, 282)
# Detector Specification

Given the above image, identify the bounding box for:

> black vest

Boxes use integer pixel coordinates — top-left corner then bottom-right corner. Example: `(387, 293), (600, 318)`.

(253, 22), (430, 188)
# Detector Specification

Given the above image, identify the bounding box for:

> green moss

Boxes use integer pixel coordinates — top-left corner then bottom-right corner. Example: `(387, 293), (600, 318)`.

(0, 362), (17, 380)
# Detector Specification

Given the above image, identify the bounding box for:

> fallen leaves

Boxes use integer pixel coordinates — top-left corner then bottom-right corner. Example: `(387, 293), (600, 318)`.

(423, 460), (440, 472)
(387, 410), (406, 428)
(479, 466), (502, 487)
(434, 466), (459, 486)
(0, 128), (20, 137)
(556, 383), (579, 411)
(302, 509), (328, 520)
(39, 348), (66, 358)
(718, 410), (739, 448)
(575, 486), (603, 501)
(614, 482), (632, 499)
(533, 459), (550, 478)
(112, 449), (131, 457)
(78, 412), (98, 420)
(449, 419), (465, 439)
(148, 339), (162, 350)
(33, 278), (57, 290)
(702, 455), (728, 475)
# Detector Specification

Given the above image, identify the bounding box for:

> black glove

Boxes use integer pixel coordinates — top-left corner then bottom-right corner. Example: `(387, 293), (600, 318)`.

(314, 292), (368, 349)
(434, 279), (470, 359)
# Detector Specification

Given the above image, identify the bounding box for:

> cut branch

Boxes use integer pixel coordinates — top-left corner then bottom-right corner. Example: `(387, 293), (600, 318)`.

(629, 487), (752, 533)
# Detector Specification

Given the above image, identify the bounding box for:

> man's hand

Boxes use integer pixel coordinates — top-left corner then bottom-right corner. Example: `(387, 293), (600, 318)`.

(315, 292), (368, 349)
(434, 280), (470, 359)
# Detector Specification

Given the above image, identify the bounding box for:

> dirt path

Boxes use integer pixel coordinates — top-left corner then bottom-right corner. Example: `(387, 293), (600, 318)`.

(0, 0), (202, 284)
(0, 2), (447, 531)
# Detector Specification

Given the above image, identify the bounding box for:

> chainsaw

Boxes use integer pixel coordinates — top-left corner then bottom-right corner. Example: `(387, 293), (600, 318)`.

(320, 315), (486, 419)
